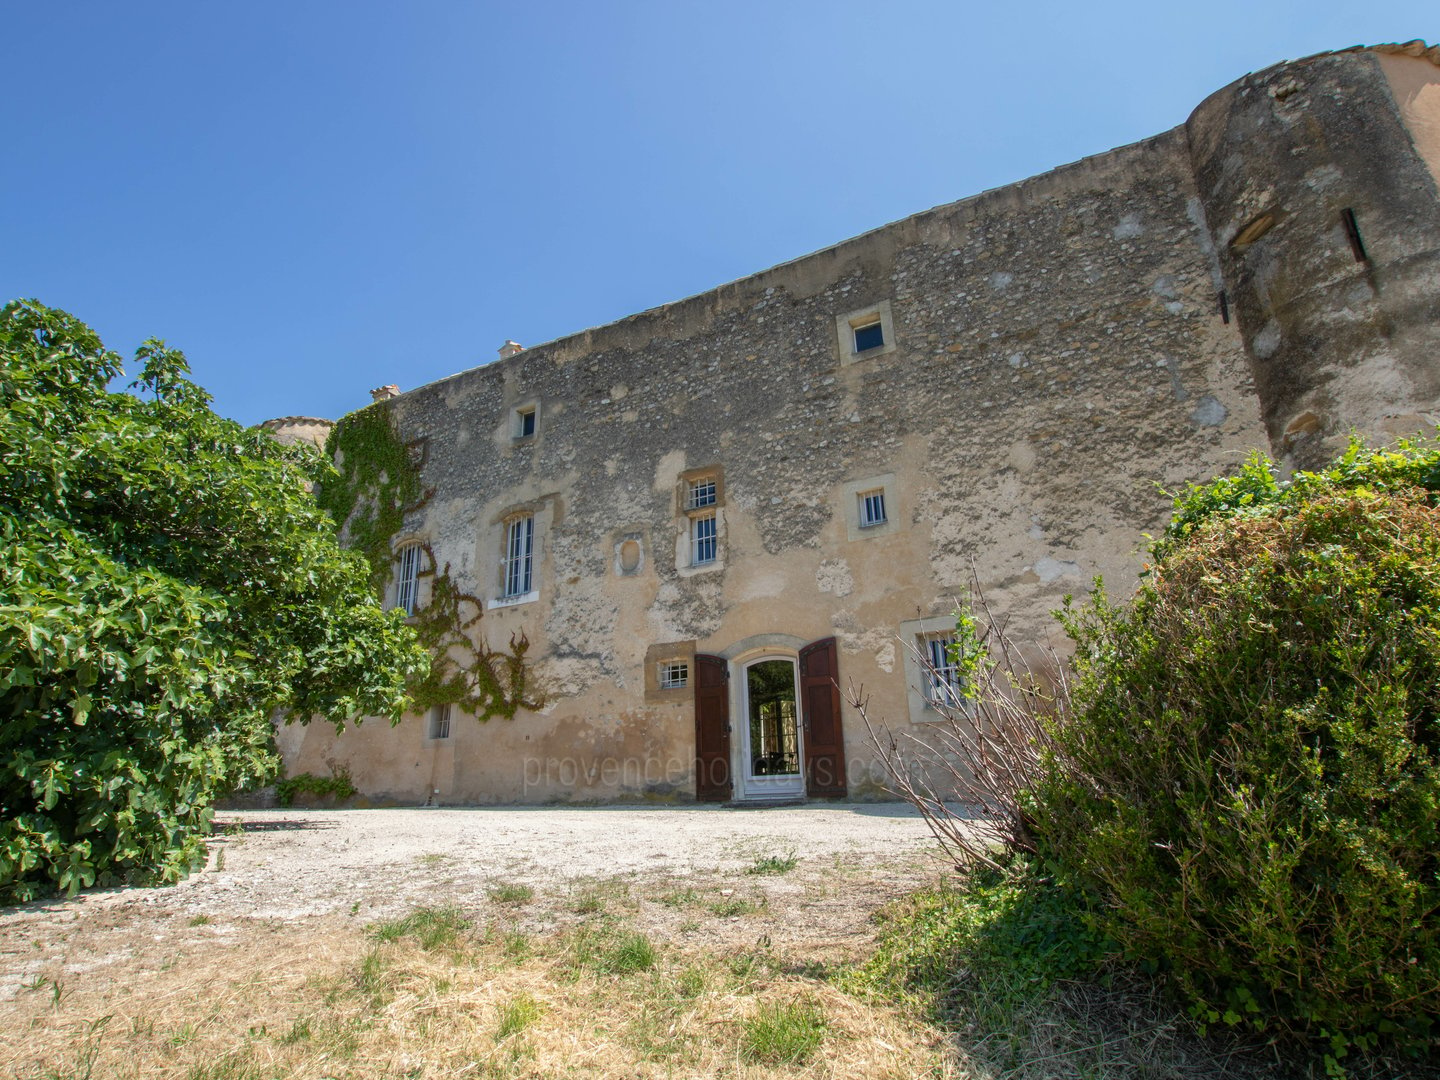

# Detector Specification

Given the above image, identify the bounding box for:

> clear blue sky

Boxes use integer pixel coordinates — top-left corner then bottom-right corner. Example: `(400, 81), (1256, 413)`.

(4, 2), (1434, 426)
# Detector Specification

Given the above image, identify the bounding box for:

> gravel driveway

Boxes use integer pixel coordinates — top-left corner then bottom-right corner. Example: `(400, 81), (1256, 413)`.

(190, 803), (941, 919)
(0, 806), (944, 950)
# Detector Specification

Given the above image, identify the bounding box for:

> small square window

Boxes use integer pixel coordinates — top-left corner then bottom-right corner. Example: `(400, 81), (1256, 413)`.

(658, 661), (689, 690)
(515, 407), (537, 439)
(859, 490), (887, 528)
(853, 319), (884, 353)
(836, 301), (895, 366)
(687, 478), (717, 510)
(691, 512), (717, 565)
(429, 703), (452, 740)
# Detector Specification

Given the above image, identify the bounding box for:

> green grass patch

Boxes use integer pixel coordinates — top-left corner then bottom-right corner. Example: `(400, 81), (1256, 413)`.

(495, 992), (543, 1041)
(708, 895), (765, 917)
(848, 857), (1111, 1070)
(570, 924), (659, 976)
(853, 859), (1106, 1009)
(746, 853), (798, 876)
(739, 1000), (825, 1065)
(367, 905), (471, 951)
(488, 881), (535, 904)
(569, 877), (634, 915)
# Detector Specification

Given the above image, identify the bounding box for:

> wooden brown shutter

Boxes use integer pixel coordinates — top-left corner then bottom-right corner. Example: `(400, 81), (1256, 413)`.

(693, 654), (732, 802)
(799, 637), (847, 798)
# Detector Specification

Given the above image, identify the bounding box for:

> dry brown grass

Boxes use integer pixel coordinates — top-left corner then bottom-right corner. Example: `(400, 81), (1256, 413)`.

(0, 850), (958, 1080)
(1, 903), (955, 1080)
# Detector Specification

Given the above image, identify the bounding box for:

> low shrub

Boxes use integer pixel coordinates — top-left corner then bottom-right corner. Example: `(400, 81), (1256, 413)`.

(1031, 442), (1440, 1060)
(274, 768), (357, 808)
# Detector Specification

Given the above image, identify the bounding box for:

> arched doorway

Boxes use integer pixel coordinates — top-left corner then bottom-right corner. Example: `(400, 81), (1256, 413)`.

(693, 636), (848, 803)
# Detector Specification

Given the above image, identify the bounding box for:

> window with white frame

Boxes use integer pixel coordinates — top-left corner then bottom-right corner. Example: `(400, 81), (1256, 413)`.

(429, 703), (451, 740)
(852, 317), (884, 353)
(922, 634), (965, 708)
(394, 542), (423, 615)
(691, 512), (717, 565)
(859, 489), (887, 528)
(514, 405), (537, 439)
(686, 477), (717, 510)
(842, 473), (898, 541)
(503, 515), (534, 597)
(835, 299), (896, 365)
(658, 661), (689, 690)
(676, 467), (724, 573)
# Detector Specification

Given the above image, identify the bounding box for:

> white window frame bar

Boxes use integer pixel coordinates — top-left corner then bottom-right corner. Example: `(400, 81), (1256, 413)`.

(430, 703), (451, 740)
(503, 516), (534, 597)
(860, 489), (887, 527)
(687, 478), (717, 510)
(395, 543), (423, 615)
(691, 512), (717, 565)
(924, 635), (964, 708)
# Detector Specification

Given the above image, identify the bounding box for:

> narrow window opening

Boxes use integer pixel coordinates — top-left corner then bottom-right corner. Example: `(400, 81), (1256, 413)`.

(923, 634), (965, 709)
(429, 703), (451, 740)
(515, 406), (537, 439)
(1218, 290), (1230, 325)
(691, 513), (717, 565)
(394, 543), (423, 615)
(1341, 208), (1368, 263)
(503, 516), (534, 597)
(859, 489), (887, 528)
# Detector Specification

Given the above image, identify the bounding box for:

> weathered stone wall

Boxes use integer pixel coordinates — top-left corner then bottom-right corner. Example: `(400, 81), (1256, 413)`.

(280, 43), (1440, 805)
(1188, 46), (1440, 468)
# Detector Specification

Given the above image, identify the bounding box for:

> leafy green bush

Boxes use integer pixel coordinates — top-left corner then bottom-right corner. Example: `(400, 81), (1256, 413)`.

(0, 300), (429, 902)
(274, 768), (359, 807)
(1031, 440), (1440, 1057)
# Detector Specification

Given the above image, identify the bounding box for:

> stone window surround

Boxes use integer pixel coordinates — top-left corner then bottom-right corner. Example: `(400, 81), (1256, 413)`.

(675, 465), (725, 575)
(612, 528), (647, 577)
(511, 400), (540, 441)
(899, 614), (971, 724)
(485, 499), (552, 609)
(644, 640), (697, 702)
(835, 299), (897, 366)
(840, 473), (899, 541)
(390, 537), (428, 616)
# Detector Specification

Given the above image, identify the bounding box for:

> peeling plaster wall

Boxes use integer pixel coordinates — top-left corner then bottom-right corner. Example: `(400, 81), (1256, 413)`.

(281, 44), (1440, 805)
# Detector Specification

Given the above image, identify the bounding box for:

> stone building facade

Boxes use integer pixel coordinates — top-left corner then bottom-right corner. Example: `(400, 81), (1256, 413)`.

(275, 42), (1440, 805)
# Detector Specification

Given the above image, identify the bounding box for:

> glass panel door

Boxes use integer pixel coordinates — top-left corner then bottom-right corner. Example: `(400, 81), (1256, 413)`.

(742, 658), (803, 798)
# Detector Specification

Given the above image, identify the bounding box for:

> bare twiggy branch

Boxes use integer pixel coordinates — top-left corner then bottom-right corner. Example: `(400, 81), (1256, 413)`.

(855, 563), (1072, 872)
